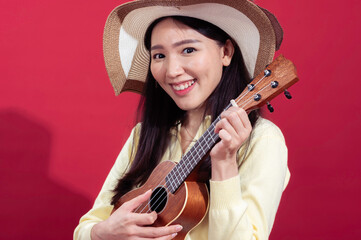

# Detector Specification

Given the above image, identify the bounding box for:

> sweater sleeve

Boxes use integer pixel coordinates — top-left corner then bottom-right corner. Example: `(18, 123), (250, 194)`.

(208, 120), (290, 240)
(73, 125), (140, 240)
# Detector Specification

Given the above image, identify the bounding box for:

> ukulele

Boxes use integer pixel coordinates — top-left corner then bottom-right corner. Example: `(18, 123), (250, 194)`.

(112, 55), (299, 239)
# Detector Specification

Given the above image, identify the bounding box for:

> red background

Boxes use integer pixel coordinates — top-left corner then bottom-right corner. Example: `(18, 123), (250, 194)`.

(1, 0), (360, 239)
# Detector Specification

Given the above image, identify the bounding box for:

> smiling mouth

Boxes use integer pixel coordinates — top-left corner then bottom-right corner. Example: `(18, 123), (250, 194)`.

(171, 80), (195, 91)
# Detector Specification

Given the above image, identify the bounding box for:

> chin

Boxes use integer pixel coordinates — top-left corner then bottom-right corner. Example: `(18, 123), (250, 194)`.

(174, 102), (193, 111)
(175, 101), (204, 112)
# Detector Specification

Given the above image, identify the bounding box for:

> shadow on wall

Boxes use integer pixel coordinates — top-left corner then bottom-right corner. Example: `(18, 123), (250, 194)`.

(0, 109), (91, 239)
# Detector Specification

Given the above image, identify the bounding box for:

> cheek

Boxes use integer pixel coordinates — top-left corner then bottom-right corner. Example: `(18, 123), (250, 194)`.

(150, 63), (163, 82)
(210, 53), (225, 78)
(185, 56), (214, 75)
(194, 52), (223, 71)
(196, 58), (223, 82)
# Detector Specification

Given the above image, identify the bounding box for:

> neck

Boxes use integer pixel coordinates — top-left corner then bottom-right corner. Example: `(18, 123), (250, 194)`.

(179, 105), (206, 153)
(183, 105), (206, 132)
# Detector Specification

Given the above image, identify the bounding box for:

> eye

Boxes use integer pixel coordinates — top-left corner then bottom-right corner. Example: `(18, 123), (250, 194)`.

(153, 53), (165, 59)
(182, 47), (195, 54)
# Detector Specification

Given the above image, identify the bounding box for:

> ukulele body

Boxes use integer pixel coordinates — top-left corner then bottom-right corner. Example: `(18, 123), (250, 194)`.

(113, 161), (209, 240)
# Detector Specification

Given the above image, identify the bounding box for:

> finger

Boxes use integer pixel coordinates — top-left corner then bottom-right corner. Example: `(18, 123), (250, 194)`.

(123, 189), (152, 212)
(135, 225), (183, 238)
(240, 109), (252, 131)
(155, 232), (179, 240)
(135, 232), (178, 240)
(130, 211), (157, 226)
(221, 109), (244, 134)
(215, 118), (238, 140)
(218, 128), (232, 143)
(223, 108), (251, 134)
(233, 109), (252, 142)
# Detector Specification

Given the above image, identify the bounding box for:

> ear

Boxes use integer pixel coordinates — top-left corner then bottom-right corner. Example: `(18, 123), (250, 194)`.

(221, 39), (235, 67)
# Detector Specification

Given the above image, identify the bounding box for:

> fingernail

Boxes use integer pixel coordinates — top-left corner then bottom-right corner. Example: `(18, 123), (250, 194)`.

(172, 233), (178, 238)
(176, 225), (183, 231)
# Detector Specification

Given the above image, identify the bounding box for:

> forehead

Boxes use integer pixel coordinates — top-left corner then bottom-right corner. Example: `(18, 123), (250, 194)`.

(150, 18), (207, 45)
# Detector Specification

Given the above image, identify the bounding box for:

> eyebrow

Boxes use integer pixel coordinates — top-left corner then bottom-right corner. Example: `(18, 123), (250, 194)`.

(150, 39), (201, 51)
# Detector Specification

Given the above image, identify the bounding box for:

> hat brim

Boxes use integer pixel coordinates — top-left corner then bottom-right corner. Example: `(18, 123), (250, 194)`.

(103, 0), (278, 95)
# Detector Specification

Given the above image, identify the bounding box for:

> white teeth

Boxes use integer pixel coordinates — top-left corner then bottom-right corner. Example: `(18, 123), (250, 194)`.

(173, 80), (195, 91)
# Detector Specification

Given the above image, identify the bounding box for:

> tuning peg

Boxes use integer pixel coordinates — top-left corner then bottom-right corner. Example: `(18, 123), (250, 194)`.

(284, 89), (292, 99)
(264, 69), (272, 77)
(247, 84), (255, 91)
(254, 93), (261, 101)
(267, 102), (274, 112)
(271, 81), (279, 88)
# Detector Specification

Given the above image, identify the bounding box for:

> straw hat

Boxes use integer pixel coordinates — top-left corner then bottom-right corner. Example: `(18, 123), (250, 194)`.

(103, 0), (283, 95)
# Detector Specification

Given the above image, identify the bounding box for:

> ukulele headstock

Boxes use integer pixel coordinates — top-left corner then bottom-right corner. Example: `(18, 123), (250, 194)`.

(235, 55), (299, 112)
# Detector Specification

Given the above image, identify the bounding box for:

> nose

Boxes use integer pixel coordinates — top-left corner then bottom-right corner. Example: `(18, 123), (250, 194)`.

(165, 56), (184, 79)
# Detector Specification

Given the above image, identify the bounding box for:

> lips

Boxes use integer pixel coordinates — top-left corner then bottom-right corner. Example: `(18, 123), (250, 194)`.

(171, 80), (195, 91)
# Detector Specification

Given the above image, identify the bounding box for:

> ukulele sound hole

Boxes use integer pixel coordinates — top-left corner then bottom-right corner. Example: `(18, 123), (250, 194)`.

(150, 186), (168, 213)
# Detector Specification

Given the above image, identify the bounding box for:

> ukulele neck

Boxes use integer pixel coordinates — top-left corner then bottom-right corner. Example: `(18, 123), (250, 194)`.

(165, 103), (234, 193)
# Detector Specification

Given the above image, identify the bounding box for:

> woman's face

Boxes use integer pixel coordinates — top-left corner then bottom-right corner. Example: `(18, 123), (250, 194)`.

(150, 18), (233, 112)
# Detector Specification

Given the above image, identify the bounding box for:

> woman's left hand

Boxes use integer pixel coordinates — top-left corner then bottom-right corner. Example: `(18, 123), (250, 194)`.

(210, 106), (252, 181)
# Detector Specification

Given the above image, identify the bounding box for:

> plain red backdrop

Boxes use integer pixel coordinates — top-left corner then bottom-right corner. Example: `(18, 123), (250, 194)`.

(1, 0), (361, 239)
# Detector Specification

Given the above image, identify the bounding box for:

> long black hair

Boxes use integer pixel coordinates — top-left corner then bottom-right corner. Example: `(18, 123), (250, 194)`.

(111, 16), (259, 205)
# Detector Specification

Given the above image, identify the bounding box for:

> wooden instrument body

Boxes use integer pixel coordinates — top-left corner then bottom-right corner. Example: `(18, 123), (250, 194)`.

(113, 161), (209, 240)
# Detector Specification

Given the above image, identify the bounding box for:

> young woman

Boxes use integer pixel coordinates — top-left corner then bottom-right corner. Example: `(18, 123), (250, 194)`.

(74, 1), (290, 239)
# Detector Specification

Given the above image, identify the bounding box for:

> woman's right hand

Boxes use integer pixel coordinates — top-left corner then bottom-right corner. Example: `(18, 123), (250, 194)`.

(91, 190), (183, 240)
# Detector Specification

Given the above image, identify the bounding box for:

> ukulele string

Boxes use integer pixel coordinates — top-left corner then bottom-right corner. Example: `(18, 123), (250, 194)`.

(135, 117), (223, 214)
(136, 79), (272, 215)
(137, 124), (219, 215)
(236, 82), (271, 110)
(143, 113), (237, 215)
(144, 125), (220, 215)
(136, 134), (213, 214)
(234, 75), (267, 105)
(135, 148), (196, 214)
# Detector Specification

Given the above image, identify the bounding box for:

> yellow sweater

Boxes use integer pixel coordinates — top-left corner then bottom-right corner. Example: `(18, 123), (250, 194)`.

(74, 117), (290, 240)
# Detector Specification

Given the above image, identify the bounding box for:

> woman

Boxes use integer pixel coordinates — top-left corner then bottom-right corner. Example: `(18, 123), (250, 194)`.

(74, 1), (290, 239)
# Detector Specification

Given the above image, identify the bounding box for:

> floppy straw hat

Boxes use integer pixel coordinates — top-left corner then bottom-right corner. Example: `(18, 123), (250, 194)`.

(103, 0), (283, 95)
